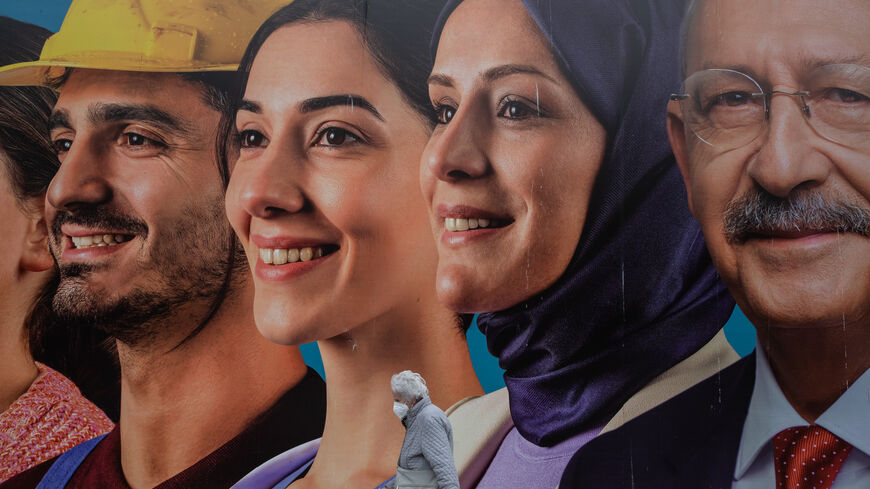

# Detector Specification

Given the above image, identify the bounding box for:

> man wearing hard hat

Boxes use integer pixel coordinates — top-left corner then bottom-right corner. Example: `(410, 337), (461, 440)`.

(0, 1), (326, 488)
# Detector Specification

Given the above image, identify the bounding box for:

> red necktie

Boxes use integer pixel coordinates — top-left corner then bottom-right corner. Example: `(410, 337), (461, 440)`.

(773, 425), (853, 489)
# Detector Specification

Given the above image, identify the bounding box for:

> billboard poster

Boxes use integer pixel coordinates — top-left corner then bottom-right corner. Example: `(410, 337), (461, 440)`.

(3, 0), (861, 488)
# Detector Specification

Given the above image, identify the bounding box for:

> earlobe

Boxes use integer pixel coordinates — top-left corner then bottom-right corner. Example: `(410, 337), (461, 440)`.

(666, 100), (695, 216)
(21, 214), (54, 273)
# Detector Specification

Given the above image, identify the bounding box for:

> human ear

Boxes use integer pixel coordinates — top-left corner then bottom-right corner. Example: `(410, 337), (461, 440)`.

(20, 199), (53, 273)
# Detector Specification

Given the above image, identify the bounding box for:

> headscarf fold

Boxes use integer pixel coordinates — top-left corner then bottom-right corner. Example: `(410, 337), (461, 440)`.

(433, 0), (735, 446)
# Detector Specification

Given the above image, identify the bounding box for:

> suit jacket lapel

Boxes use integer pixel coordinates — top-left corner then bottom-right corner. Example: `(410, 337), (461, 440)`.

(664, 353), (756, 488)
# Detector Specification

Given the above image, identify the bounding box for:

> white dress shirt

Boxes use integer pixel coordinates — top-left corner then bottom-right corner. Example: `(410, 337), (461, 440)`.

(732, 341), (870, 488)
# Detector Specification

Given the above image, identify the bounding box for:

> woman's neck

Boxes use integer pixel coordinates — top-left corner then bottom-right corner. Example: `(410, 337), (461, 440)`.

(0, 276), (43, 412)
(295, 299), (482, 489)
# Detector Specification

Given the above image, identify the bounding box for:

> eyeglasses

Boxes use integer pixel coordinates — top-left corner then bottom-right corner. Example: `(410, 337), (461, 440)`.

(670, 64), (870, 151)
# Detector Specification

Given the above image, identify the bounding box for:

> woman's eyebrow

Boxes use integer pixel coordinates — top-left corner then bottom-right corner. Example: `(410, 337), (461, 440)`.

(238, 100), (262, 114)
(299, 94), (385, 122)
(483, 64), (556, 83)
(427, 64), (556, 88)
(427, 73), (454, 88)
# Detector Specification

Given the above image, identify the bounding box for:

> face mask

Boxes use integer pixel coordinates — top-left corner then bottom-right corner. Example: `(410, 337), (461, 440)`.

(393, 401), (409, 420)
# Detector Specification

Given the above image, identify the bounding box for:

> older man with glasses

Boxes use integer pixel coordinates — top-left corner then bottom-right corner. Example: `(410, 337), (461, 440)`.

(560, 0), (870, 487)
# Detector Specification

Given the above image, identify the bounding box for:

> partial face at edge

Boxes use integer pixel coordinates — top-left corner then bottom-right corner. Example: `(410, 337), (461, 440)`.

(670, 0), (870, 329)
(226, 22), (440, 344)
(0, 160), (42, 295)
(421, 0), (607, 313)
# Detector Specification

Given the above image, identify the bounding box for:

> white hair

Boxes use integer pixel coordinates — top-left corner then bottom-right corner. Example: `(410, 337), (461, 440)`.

(391, 370), (428, 403)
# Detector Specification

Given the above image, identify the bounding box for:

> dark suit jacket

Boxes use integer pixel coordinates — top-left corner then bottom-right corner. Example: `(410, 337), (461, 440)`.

(560, 353), (756, 489)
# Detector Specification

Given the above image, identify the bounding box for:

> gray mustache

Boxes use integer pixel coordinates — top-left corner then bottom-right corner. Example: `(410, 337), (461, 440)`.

(723, 190), (870, 243)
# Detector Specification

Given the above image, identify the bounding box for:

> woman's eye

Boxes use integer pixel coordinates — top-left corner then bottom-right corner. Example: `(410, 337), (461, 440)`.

(498, 100), (537, 119)
(314, 127), (359, 147)
(434, 104), (456, 124)
(53, 139), (72, 154)
(239, 130), (268, 148)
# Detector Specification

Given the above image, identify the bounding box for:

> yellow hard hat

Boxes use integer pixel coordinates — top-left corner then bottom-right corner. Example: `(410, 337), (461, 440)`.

(0, 0), (291, 86)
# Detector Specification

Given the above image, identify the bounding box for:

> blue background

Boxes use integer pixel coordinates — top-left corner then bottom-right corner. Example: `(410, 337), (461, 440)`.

(3, 1), (758, 394)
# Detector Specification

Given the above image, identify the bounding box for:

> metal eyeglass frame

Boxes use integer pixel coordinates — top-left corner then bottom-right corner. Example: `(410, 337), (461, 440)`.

(669, 68), (815, 146)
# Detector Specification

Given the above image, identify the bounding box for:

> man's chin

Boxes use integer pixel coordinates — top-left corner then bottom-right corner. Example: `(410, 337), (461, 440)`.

(54, 286), (113, 319)
(52, 281), (180, 346)
(740, 287), (867, 330)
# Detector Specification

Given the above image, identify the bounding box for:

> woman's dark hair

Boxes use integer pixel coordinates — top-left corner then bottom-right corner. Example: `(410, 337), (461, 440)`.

(0, 17), (58, 208)
(1, 16), (120, 420)
(241, 0), (441, 120)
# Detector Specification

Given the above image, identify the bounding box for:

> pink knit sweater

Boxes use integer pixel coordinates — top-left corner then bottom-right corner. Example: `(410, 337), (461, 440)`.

(0, 362), (114, 481)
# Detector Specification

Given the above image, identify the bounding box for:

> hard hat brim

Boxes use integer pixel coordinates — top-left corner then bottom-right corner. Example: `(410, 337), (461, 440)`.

(0, 58), (239, 87)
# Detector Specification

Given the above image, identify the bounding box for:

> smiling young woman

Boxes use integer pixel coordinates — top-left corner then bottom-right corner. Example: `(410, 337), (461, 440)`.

(222, 1), (481, 488)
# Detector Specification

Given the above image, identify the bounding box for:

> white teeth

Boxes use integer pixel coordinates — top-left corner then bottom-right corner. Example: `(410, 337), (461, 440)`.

(300, 247), (313, 262)
(260, 248), (273, 264)
(259, 246), (329, 265)
(444, 217), (493, 232)
(71, 233), (131, 249)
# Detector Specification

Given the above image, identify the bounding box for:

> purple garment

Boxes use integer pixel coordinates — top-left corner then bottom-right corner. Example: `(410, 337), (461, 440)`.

(476, 426), (601, 489)
(231, 439), (395, 489)
(230, 439), (319, 489)
(432, 0), (735, 447)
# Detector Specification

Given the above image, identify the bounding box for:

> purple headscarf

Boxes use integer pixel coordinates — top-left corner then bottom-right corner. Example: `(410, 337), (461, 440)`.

(432, 0), (735, 447)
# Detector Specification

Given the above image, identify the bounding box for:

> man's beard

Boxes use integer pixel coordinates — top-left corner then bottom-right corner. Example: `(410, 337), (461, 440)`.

(723, 188), (870, 243)
(50, 200), (240, 347)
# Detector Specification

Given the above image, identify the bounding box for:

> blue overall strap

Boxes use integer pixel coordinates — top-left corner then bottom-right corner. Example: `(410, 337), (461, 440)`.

(35, 433), (107, 489)
(375, 475), (396, 489)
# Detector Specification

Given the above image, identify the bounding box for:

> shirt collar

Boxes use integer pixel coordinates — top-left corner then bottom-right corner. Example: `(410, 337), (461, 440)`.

(734, 341), (870, 479)
(815, 363), (870, 458)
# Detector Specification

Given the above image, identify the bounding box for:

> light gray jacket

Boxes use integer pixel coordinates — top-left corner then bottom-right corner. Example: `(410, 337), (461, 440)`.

(390, 396), (459, 489)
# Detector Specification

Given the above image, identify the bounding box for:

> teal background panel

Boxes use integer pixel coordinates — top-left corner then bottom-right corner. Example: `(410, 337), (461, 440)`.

(723, 306), (756, 357)
(1, 1), (71, 32)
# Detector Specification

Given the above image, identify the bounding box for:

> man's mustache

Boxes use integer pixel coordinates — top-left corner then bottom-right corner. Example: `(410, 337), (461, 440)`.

(51, 207), (149, 244)
(723, 189), (870, 243)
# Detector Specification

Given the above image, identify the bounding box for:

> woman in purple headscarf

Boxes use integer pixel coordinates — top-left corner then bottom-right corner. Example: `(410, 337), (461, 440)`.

(420, 0), (739, 487)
